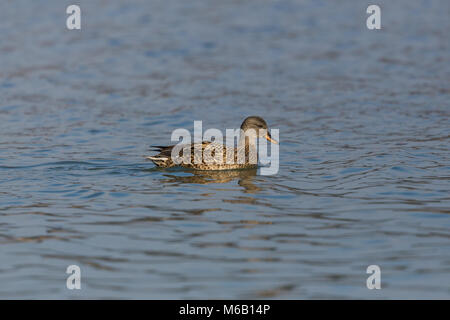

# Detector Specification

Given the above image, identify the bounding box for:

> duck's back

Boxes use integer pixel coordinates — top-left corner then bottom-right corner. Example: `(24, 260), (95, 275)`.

(148, 141), (257, 170)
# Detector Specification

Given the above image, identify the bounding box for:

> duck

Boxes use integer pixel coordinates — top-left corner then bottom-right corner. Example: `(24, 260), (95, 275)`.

(146, 116), (278, 170)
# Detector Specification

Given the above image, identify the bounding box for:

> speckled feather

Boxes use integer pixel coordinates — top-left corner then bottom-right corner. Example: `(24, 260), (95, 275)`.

(147, 141), (258, 170)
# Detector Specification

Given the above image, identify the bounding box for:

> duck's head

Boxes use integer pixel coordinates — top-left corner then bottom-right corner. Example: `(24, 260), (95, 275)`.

(240, 116), (278, 144)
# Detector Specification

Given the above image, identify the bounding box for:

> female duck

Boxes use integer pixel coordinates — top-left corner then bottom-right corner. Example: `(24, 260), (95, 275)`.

(147, 116), (278, 170)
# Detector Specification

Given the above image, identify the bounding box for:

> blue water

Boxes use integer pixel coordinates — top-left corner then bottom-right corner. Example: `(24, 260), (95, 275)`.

(0, 0), (449, 299)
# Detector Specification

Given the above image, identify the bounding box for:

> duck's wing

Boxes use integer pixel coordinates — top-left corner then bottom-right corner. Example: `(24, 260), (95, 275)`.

(148, 141), (234, 167)
(199, 141), (235, 165)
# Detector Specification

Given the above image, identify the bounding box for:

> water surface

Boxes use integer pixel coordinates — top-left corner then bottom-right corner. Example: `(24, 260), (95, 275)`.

(0, 0), (449, 299)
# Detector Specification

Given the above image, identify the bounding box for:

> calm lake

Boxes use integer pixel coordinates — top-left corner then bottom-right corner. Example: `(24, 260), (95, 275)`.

(0, 0), (449, 298)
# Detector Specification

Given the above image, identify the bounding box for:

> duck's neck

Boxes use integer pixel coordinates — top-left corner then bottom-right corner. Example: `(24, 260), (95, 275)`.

(238, 134), (258, 164)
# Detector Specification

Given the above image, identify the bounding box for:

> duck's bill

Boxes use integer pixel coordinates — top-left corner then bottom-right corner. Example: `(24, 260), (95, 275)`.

(265, 134), (278, 144)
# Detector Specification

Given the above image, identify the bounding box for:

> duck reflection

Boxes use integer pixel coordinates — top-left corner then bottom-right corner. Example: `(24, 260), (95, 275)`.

(160, 168), (260, 193)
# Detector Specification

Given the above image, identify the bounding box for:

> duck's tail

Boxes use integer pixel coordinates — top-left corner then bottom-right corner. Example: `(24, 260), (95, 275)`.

(146, 145), (175, 167)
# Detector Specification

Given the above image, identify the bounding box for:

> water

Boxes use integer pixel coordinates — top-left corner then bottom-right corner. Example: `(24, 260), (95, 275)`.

(0, 0), (449, 299)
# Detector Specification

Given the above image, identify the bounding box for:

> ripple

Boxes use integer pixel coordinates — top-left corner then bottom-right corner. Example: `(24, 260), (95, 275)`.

(0, 0), (449, 299)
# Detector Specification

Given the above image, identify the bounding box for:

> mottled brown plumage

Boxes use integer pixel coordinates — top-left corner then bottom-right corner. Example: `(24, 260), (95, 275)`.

(146, 116), (277, 170)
